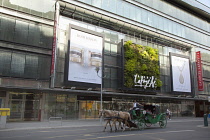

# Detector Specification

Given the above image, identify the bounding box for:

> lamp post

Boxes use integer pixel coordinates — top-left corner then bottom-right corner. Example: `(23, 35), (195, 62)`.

(95, 66), (105, 123)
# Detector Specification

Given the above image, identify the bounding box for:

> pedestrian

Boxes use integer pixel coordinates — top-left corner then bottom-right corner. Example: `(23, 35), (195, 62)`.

(166, 109), (171, 120)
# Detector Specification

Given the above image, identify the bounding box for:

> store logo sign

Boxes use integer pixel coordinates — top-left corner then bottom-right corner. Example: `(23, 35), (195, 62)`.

(134, 74), (156, 89)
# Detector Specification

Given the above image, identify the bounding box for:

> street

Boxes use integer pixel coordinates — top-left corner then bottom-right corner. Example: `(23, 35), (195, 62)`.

(0, 119), (209, 140)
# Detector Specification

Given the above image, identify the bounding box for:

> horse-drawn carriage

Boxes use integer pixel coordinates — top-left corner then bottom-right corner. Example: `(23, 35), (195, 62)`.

(99, 104), (167, 132)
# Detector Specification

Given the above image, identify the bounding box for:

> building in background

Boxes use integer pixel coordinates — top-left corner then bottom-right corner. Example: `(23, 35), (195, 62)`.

(0, 0), (209, 121)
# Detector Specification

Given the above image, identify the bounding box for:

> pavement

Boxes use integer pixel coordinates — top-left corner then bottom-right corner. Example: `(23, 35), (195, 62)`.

(0, 117), (209, 131)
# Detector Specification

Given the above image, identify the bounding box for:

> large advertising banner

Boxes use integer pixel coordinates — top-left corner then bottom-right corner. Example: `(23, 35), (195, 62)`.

(171, 54), (191, 92)
(68, 28), (103, 84)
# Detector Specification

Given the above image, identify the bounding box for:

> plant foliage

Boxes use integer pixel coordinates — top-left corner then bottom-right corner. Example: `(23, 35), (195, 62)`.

(124, 41), (162, 88)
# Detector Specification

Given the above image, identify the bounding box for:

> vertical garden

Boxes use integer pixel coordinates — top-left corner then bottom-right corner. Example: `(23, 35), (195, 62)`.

(124, 41), (162, 90)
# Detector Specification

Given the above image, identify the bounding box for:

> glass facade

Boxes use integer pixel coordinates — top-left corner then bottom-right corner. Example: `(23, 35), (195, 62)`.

(44, 94), (78, 120)
(0, 15), (53, 48)
(0, 0), (55, 20)
(74, 0), (209, 46)
(0, 49), (51, 80)
(58, 17), (191, 93)
(0, 0), (209, 121)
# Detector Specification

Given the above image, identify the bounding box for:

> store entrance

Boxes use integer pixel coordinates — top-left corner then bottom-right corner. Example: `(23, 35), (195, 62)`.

(78, 101), (100, 119)
(9, 92), (40, 121)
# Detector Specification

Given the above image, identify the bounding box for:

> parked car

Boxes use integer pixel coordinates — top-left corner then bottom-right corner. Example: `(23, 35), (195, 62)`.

(180, 110), (193, 116)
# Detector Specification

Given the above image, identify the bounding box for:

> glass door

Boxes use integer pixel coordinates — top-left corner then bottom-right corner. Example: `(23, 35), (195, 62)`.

(78, 101), (99, 119)
(10, 100), (24, 120)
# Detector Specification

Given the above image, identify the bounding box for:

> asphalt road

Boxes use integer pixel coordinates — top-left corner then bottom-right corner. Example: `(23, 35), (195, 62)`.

(0, 120), (209, 140)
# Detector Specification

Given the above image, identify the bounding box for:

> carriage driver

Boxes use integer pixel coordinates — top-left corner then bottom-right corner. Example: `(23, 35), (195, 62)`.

(133, 100), (143, 110)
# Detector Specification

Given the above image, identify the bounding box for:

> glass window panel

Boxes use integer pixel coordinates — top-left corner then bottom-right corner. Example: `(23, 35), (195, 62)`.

(203, 65), (210, 78)
(172, 22), (178, 36)
(104, 79), (111, 88)
(104, 67), (111, 79)
(111, 68), (117, 79)
(101, 0), (109, 11)
(14, 20), (29, 44)
(158, 16), (164, 31)
(104, 55), (117, 66)
(92, 0), (101, 8)
(104, 31), (111, 41)
(0, 16), (15, 42)
(109, 0), (116, 13)
(123, 3), (130, 18)
(147, 12), (153, 26)
(136, 7), (142, 23)
(104, 42), (110, 53)
(158, 46), (163, 54)
(111, 79), (118, 89)
(111, 44), (117, 54)
(38, 56), (51, 80)
(85, 0), (91, 4)
(110, 32), (118, 43)
(130, 5), (136, 20)
(163, 18), (169, 33)
(141, 9), (148, 25)
(168, 20), (173, 34)
(0, 50), (11, 76)
(11, 53), (25, 77)
(162, 47), (168, 55)
(116, 0), (124, 16)
(25, 55), (38, 78)
(28, 23), (41, 46)
(40, 25), (53, 48)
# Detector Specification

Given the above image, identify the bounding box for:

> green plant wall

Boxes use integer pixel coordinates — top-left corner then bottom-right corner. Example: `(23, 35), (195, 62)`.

(124, 40), (162, 89)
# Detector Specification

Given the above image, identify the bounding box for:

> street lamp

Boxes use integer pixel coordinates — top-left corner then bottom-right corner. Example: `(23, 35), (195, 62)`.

(95, 66), (106, 123)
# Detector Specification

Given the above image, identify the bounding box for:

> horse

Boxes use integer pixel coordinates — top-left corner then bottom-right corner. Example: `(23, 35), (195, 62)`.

(98, 109), (118, 132)
(111, 111), (131, 132)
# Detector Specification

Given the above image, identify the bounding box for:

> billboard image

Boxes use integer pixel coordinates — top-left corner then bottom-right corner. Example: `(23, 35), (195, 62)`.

(170, 54), (191, 93)
(68, 28), (103, 84)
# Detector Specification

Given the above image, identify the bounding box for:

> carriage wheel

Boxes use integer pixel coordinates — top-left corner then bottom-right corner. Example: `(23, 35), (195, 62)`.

(159, 116), (167, 128)
(137, 120), (145, 130)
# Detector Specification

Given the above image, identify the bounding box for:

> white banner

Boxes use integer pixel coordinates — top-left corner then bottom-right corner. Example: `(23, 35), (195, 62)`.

(171, 55), (191, 92)
(68, 28), (103, 84)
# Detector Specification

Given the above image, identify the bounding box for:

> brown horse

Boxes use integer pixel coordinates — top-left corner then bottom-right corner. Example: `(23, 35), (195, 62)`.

(98, 110), (117, 132)
(111, 111), (131, 132)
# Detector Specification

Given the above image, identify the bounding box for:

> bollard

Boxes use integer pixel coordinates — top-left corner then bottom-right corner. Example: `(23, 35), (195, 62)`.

(204, 114), (208, 127)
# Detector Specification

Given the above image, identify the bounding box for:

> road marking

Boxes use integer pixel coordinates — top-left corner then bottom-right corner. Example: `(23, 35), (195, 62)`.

(74, 130), (195, 140)
(39, 129), (87, 133)
(46, 134), (77, 139)
(45, 132), (102, 139)
(165, 130), (195, 133)
(84, 134), (94, 136)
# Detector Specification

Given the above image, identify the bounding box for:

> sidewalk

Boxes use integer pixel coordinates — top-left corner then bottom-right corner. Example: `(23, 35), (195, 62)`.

(0, 117), (209, 131)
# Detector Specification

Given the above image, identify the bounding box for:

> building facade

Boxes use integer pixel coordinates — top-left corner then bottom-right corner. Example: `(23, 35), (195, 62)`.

(0, 0), (209, 121)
